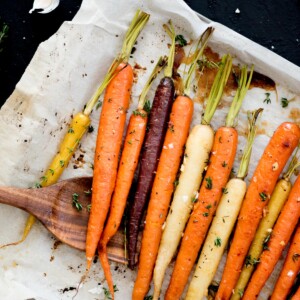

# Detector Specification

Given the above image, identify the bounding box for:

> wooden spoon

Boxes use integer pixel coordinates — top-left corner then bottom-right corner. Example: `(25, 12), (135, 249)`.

(0, 177), (127, 264)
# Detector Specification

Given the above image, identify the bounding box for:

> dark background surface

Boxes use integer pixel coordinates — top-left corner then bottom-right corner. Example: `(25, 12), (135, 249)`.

(0, 0), (299, 106)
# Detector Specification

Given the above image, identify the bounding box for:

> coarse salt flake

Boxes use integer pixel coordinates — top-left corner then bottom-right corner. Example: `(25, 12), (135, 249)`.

(182, 195), (189, 202)
(280, 241), (285, 246)
(168, 143), (174, 149)
(287, 270), (294, 277)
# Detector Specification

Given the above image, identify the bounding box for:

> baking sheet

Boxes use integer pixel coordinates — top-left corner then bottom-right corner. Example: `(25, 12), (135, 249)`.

(0, 0), (299, 299)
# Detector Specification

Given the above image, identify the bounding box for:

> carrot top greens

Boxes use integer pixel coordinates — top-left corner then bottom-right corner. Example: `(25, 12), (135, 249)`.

(137, 56), (167, 110)
(83, 10), (149, 116)
(237, 109), (263, 179)
(202, 54), (232, 125)
(163, 20), (176, 78)
(225, 64), (254, 127)
(183, 27), (214, 96)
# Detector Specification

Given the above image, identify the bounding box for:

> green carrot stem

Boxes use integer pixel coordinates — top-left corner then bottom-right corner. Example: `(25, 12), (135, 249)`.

(283, 144), (300, 181)
(183, 27), (214, 96)
(83, 56), (124, 115)
(122, 11), (150, 63)
(83, 10), (149, 116)
(201, 54), (232, 125)
(237, 108), (263, 179)
(226, 65), (254, 127)
(163, 20), (176, 78)
(138, 56), (167, 110)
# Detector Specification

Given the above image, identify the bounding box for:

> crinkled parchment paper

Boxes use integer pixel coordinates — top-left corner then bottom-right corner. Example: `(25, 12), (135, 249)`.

(0, 0), (299, 299)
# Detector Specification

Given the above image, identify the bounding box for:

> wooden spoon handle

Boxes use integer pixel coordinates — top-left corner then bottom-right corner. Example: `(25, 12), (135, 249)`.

(0, 186), (33, 211)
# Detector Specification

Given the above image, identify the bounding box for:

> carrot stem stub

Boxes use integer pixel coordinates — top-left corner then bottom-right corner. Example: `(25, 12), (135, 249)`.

(132, 95), (194, 300)
(86, 63), (133, 269)
(217, 122), (300, 300)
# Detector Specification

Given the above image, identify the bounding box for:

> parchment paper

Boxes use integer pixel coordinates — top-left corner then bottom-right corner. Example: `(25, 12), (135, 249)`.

(0, 0), (299, 299)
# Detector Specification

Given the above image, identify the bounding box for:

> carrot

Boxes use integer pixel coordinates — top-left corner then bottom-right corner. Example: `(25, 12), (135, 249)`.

(231, 147), (300, 300)
(186, 109), (262, 300)
(216, 122), (300, 300)
(97, 57), (166, 298)
(0, 10), (147, 249)
(127, 21), (176, 269)
(132, 27), (213, 300)
(153, 49), (232, 300)
(165, 56), (252, 300)
(242, 176), (300, 299)
(85, 11), (150, 271)
(271, 223), (300, 300)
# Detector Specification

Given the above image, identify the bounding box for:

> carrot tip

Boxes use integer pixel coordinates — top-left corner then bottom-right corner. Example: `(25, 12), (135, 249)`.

(86, 258), (92, 271)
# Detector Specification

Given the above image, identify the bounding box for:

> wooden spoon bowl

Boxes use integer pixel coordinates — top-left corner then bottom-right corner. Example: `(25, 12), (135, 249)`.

(0, 177), (127, 264)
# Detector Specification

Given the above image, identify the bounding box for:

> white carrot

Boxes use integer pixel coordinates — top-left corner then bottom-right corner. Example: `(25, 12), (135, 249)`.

(185, 109), (262, 300)
(153, 54), (233, 300)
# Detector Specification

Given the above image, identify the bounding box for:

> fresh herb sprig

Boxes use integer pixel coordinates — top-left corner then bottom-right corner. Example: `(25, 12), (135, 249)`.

(72, 193), (82, 211)
(175, 34), (187, 47)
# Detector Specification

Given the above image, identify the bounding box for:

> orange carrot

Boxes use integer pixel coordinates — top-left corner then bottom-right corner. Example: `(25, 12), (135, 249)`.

(85, 10), (149, 272)
(216, 122), (300, 300)
(165, 60), (255, 300)
(165, 127), (237, 300)
(243, 177), (300, 299)
(86, 63), (133, 269)
(271, 223), (300, 300)
(132, 94), (194, 300)
(97, 57), (166, 299)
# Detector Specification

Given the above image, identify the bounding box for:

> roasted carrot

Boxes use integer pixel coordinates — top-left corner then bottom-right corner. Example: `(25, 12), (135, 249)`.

(242, 176), (300, 299)
(271, 223), (300, 300)
(186, 109), (262, 300)
(165, 56), (252, 300)
(153, 49), (232, 300)
(97, 57), (166, 298)
(0, 10), (148, 250)
(231, 147), (300, 300)
(85, 11), (150, 271)
(127, 21), (176, 269)
(216, 122), (300, 300)
(132, 27), (213, 300)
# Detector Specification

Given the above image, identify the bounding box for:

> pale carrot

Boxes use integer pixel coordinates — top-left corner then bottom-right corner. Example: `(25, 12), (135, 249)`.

(85, 11), (150, 272)
(216, 122), (300, 300)
(243, 177), (300, 298)
(271, 223), (300, 300)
